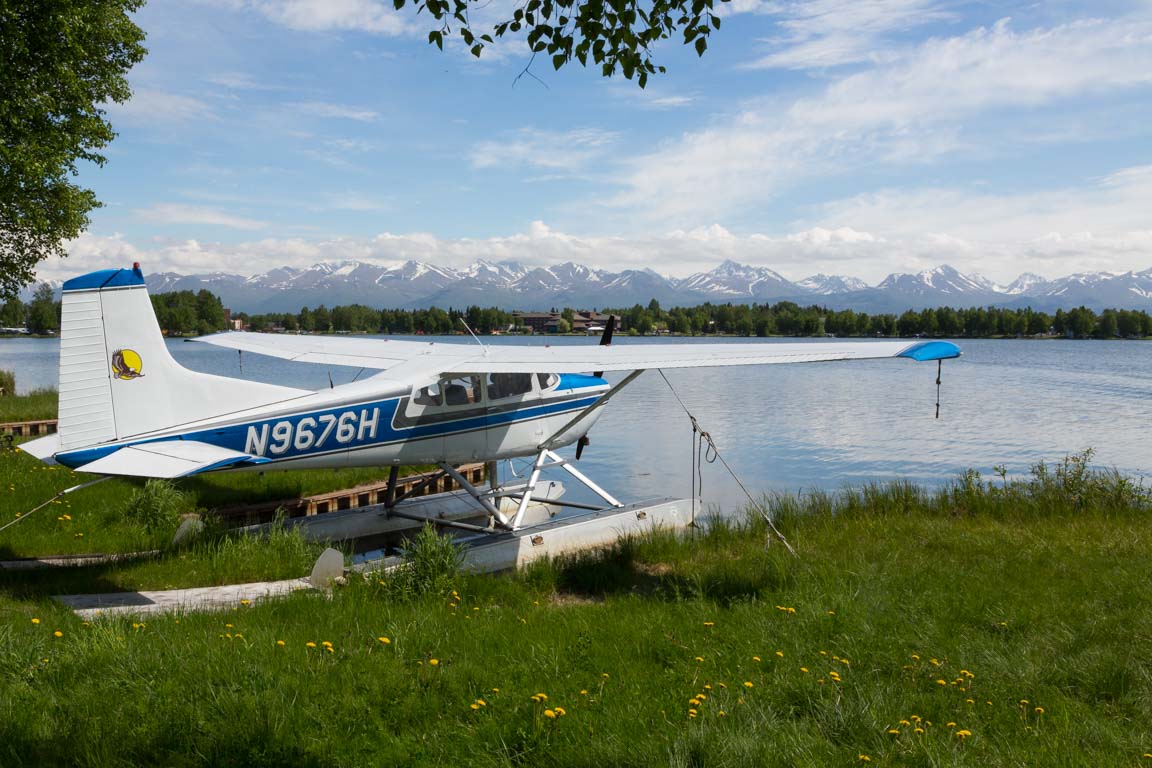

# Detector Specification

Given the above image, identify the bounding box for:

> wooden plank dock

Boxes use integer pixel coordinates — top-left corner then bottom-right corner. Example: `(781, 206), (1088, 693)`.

(211, 463), (488, 524)
(0, 419), (57, 437)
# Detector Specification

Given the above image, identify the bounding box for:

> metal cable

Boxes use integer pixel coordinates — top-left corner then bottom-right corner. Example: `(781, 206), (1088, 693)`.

(657, 370), (798, 557)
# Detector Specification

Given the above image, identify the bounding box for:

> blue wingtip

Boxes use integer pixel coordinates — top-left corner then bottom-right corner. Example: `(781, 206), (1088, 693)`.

(897, 340), (962, 361)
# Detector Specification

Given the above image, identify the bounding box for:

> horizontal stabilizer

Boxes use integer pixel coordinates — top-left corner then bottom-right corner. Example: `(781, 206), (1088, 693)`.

(72, 440), (269, 479)
(19, 434), (61, 462)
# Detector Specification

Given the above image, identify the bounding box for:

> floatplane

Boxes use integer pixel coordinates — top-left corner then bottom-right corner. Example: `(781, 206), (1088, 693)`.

(21, 263), (960, 543)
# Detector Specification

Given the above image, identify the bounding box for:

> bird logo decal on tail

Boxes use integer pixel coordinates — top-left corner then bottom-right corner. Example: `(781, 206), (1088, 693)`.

(111, 349), (145, 380)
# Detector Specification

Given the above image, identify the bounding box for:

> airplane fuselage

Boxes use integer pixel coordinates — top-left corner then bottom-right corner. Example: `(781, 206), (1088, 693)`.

(53, 371), (610, 473)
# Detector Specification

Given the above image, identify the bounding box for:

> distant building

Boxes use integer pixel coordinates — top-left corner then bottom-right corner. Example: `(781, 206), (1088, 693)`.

(512, 310), (615, 334)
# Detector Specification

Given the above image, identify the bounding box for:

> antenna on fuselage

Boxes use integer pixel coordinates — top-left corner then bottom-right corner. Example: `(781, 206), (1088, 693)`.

(458, 317), (487, 353)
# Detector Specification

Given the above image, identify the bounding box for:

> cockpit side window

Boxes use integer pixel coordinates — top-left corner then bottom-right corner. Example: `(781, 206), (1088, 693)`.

(413, 381), (443, 406)
(487, 372), (535, 401)
(442, 375), (482, 406)
(537, 373), (558, 390)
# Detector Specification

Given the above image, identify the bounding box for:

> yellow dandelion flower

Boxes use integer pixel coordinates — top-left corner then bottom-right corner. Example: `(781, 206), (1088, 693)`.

(306, 642), (317, 648)
(240, 599), (250, 606)
(31, 618), (40, 625)
(717, 682), (726, 688)
(321, 641), (333, 647)
(911, 654), (920, 660)
(554, 707), (566, 716)
(580, 690), (588, 695)
(820, 650), (828, 656)
(324, 646), (334, 653)
(688, 708), (698, 716)
(53, 630), (63, 638)
(914, 728), (924, 735)
(1019, 699), (1029, 705)
(966, 698), (975, 704)
(535, 692), (548, 701)
(743, 681), (753, 689)
(276, 640), (286, 647)
(718, 711), (727, 717)
(956, 729), (972, 738)
(378, 636), (391, 644)
(688, 712), (697, 719)
(787, 607), (796, 614)
(1035, 707), (1045, 714)
(859, 755), (871, 762)
(544, 709), (557, 719)
(946, 722), (956, 728)
(695, 656), (704, 662)
(911, 715), (921, 723)
(531, 695), (541, 703)
(775, 651), (784, 658)
(470, 703), (480, 711)
(899, 720), (910, 726)
(887, 729), (900, 735)
(601, 673), (609, 678)
(800, 667), (809, 673)
(704, 684), (712, 690)
(936, 679), (947, 686)
(752, 655), (761, 662)
(827, 610), (835, 615)
(697, 693), (707, 700)
(689, 698), (701, 707)
(429, 658), (439, 666)
(703, 621), (715, 627)
(492, 688), (500, 693)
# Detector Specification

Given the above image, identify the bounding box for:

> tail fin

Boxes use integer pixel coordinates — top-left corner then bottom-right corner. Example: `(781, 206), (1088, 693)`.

(56, 264), (307, 452)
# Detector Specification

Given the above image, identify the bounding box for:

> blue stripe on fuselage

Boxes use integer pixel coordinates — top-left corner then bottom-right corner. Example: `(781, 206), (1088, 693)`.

(55, 391), (605, 469)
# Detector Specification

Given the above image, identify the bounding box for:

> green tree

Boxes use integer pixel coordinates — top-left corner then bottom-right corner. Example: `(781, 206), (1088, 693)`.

(0, 296), (24, 327)
(26, 283), (59, 334)
(398, 0), (728, 88)
(0, 1), (147, 299)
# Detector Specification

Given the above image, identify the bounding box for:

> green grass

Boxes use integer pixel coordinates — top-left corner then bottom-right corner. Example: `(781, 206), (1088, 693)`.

(1, 454), (1150, 766)
(0, 446), (401, 561)
(0, 389), (58, 422)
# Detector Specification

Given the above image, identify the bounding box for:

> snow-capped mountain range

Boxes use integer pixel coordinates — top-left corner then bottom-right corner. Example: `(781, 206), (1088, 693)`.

(127, 259), (1152, 313)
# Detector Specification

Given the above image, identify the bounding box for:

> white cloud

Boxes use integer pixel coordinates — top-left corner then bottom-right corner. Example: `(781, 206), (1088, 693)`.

(47, 172), (1152, 286)
(743, 0), (953, 70)
(287, 101), (380, 121)
(612, 14), (1152, 225)
(108, 88), (216, 124)
(135, 204), (269, 231)
(471, 128), (618, 172)
(244, 0), (409, 35)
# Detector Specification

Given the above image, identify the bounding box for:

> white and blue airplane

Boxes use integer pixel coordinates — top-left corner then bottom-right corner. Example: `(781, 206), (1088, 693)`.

(21, 264), (960, 530)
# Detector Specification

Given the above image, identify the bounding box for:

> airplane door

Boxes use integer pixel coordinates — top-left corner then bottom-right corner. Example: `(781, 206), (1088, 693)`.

(398, 375), (487, 464)
(485, 372), (544, 459)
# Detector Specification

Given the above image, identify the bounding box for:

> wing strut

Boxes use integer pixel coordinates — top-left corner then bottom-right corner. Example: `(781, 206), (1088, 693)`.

(539, 369), (646, 451)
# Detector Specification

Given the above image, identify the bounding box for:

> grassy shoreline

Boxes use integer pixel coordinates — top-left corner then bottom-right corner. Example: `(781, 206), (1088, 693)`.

(1, 454), (1150, 766)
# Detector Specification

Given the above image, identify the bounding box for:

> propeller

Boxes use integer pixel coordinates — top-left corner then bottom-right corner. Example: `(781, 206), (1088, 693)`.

(577, 315), (615, 460)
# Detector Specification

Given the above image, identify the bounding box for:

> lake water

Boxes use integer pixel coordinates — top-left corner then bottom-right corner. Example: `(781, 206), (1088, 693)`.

(2, 336), (1149, 511)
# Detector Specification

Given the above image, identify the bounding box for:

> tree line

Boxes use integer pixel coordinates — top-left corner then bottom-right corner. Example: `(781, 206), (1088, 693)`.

(3, 285), (1150, 339)
(0, 286), (229, 336)
(605, 300), (1152, 339)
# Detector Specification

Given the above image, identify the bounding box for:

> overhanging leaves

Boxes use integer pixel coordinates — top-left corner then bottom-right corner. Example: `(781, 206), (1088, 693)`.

(402, 0), (725, 85)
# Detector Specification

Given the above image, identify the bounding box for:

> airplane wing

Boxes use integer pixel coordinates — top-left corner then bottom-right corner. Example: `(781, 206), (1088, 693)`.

(193, 332), (960, 374)
(67, 440), (270, 479)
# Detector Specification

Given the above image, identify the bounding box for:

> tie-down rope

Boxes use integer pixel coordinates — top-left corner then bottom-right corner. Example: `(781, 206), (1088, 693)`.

(657, 370), (798, 558)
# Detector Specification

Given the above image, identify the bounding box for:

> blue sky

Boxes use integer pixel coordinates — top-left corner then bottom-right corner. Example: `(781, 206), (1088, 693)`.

(48, 0), (1152, 285)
